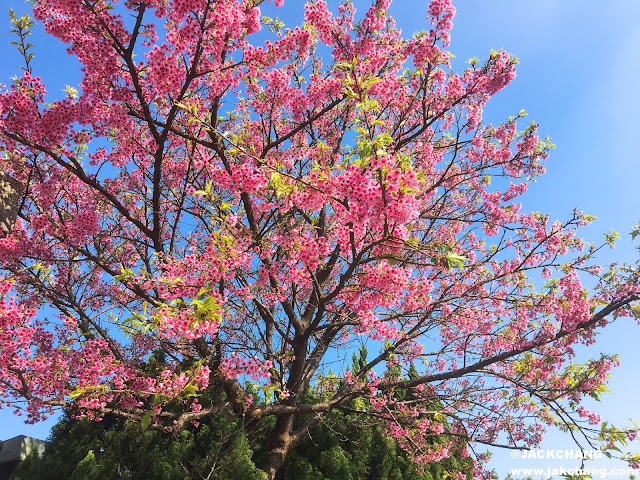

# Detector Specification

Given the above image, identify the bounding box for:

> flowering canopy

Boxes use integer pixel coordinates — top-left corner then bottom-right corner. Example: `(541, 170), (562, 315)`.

(0, 0), (639, 478)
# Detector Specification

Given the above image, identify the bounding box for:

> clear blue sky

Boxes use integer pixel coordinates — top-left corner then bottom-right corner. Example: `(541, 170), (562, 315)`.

(1, 1), (639, 477)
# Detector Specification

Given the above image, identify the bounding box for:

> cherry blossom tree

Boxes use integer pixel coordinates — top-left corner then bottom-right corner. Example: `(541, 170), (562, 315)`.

(1, 0), (638, 478)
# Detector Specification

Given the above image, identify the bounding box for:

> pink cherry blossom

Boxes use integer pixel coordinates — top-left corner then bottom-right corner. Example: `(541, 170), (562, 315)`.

(0, 0), (638, 478)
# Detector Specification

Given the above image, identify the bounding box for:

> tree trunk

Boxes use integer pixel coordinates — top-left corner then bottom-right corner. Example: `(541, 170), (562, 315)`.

(0, 171), (22, 233)
(261, 415), (293, 480)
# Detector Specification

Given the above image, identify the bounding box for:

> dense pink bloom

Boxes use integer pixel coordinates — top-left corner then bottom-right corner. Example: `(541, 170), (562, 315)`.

(0, 0), (637, 477)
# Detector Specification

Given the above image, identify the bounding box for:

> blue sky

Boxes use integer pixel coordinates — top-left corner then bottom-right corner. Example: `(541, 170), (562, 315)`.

(1, 0), (639, 477)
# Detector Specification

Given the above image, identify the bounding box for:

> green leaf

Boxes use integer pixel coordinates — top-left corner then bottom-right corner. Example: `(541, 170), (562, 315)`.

(604, 230), (620, 245)
(182, 383), (198, 397)
(444, 252), (468, 271)
(141, 411), (152, 432)
(262, 384), (279, 403)
(374, 132), (393, 146)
